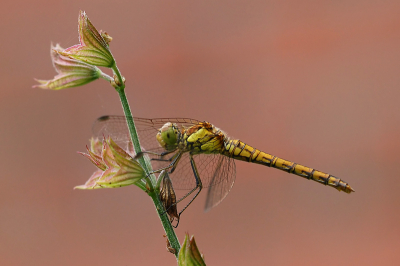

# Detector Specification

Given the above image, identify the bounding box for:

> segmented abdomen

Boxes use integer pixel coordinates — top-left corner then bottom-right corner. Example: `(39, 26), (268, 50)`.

(224, 140), (354, 193)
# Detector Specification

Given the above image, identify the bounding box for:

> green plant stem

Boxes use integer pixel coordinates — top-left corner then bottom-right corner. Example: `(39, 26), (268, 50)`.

(112, 64), (125, 89)
(116, 89), (153, 179)
(113, 70), (181, 257)
(149, 190), (182, 255)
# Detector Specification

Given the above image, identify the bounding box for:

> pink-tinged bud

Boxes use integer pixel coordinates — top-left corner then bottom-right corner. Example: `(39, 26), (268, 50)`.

(75, 137), (145, 189)
(99, 30), (113, 45)
(33, 44), (101, 90)
(59, 11), (115, 68)
(178, 234), (206, 266)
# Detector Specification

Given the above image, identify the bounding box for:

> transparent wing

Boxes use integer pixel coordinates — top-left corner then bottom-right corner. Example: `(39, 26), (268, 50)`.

(165, 153), (233, 188)
(167, 152), (236, 211)
(92, 115), (200, 154)
(204, 156), (236, 212)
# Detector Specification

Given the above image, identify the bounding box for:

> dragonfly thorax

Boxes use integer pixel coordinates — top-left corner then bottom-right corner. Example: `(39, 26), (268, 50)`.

(182, 122), (228, 154)
(156, 122), (180, 151)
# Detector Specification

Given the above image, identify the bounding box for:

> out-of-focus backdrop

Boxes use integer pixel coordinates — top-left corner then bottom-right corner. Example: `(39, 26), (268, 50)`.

(1, 1), (399, 265)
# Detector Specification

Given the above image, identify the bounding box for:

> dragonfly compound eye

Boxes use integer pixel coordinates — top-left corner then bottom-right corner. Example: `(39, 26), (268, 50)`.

(156, 123), (179, 150)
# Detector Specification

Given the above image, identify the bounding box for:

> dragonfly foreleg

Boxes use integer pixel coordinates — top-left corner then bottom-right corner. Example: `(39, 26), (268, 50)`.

(168, 153), (184, 174)
(149, 152), (183, 175)
(135, 150), (175, 159)
(151, 153), (177, 162)
(175, 154), (203, 217)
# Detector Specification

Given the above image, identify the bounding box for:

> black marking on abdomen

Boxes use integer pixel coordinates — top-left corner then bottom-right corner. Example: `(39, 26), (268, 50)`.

(308, 169), (316, 180)
(237, 142), (247, 159)
(230, 140), (241, 157)
(325, 175), (332, 185)
(270, 156), (278, 167)
(249, 148), (257, 162)
(288, 163), (297, 174)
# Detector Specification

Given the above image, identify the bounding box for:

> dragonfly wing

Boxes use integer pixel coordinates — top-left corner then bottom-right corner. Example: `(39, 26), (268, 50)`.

(165, 152), (198, 190)
(167, 153), (229, 188)
(92, 115), (131, 149)
(167, 152), (236, 211)
(203, 155), (236, 212)
(92, 115), (200, 153)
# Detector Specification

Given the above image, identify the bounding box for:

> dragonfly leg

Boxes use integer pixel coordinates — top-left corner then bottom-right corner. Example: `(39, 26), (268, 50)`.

(135, 149), (175, 159)
(149, 152), (182, 175)
(137, 150), (179, 168)
(153, 153), (202, 224)
(151, 153), (177, 162)
(175, 154), (203, 217)
(168, 153), (184, 174)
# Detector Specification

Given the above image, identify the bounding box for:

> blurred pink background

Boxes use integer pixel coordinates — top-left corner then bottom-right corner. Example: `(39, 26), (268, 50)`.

(1, 0), (400, 265)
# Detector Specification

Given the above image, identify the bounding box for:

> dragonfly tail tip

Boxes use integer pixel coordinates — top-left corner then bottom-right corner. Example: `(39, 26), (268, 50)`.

(347, 186), (355, 193)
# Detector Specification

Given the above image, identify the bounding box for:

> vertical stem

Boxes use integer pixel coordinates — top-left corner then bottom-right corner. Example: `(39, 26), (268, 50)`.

(149, 190), (182, 255)
(116, 90), (141, 158)
(116, 90), (153, 178)
(116, 88), (181, 257)
(112, 64), (125, 90)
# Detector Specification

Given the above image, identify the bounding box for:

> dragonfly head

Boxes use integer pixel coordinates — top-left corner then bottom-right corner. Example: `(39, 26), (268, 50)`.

(157, 122), (179, 150)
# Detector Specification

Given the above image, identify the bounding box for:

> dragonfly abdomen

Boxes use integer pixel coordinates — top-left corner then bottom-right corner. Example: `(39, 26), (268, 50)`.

(224, 140), (354, 194)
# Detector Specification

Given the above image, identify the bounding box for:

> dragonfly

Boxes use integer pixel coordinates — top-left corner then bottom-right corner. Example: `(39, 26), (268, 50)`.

(93, 115), (355, 218)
